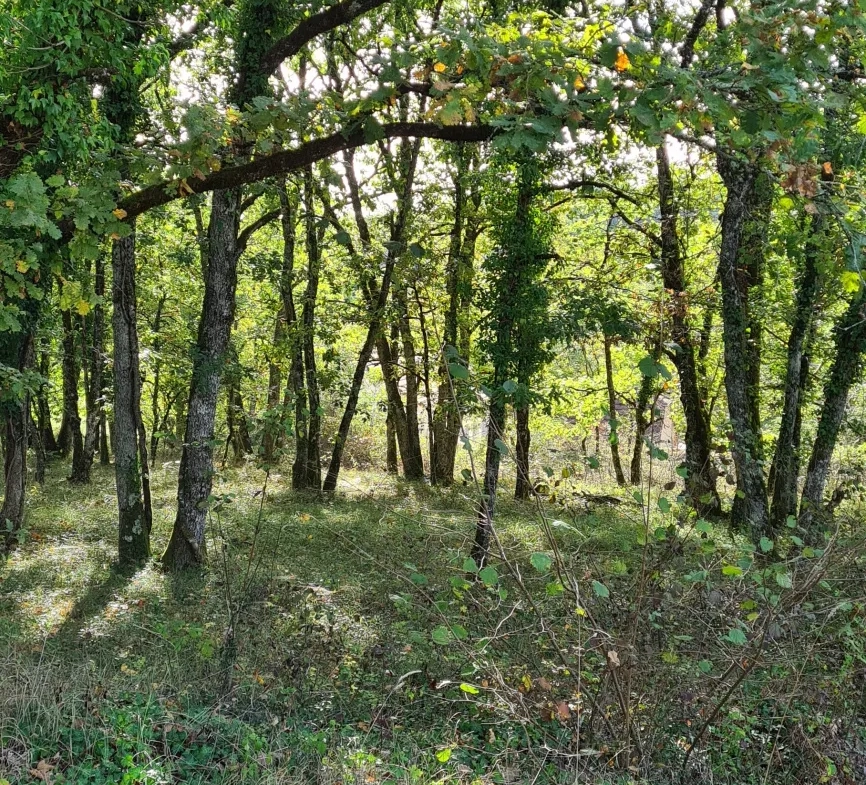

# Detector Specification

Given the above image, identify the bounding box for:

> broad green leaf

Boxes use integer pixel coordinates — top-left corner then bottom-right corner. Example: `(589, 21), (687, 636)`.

(591, 580), (609, 598)
(531, 552), (552, 573)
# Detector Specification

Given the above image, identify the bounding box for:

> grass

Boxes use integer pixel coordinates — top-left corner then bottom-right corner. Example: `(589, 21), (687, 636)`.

(1, 458), (864, 784)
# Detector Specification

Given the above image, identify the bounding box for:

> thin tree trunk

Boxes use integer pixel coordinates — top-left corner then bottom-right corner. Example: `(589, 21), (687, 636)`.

(514, 392), (531, 500)
(112, 228), (151, 564)
(36, 348), (58, 454)
(433, 146), (468, 486)
(630, 361), (656, 486)
(163, 187), (240, 570)
(472, 394), (506, 568)
(77, 255), (106, 482)
(397, 291), (425, 479)
(414, 286), (437, 481)
(799, 289), (866, 532)
(1, 331), (34, 551)
(769, 212), (822, 527)
(263, 307), (285, 464)
(301, 167), (322, 490)
(603, 335), (627, 486)
(322, 137), (421, 491)
(30, 408), (45, 485)
(716, 157), (770, 541)
(386, 408), (398, 474)
(656, 144), (720, 513)
(60, 309), (83, 469)
(148, 293), (167, 464)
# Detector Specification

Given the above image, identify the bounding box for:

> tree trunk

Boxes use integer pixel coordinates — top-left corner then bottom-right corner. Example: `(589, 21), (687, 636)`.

(60, 309), (84, 471)
(163, 187), (240, 570)
(799, 289), (866, 532)
(321, 137), (421, 491)
(262, 307), (285, 464)
(300, 167), (322, 490)
(603, 335), (627, 486)
(630, 360), (656, 486)
(769, 212), (822, 528)
(414, 287), (437, 482)
(77, 255), (107, 482)
(433, 146), (468, 486)
(514, 394), (531, 500)
(148, 293), (167, 464)
(112, 229), (152, 564)
(1, 331), (34, 551)
(385, 407), (398, 474)
(397, 291), (425, 480)
(472, 394), (506, 568)
(656, 144), (720, 513)
(30, 409), (45, 486)
(716, 157), (770, 541)
(36, 348), (58, 454)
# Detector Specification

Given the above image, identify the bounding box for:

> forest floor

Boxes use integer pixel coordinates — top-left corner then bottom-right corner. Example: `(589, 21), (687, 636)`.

(1, 460), (864, 785)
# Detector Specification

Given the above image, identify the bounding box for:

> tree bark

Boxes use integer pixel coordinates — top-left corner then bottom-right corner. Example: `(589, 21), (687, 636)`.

(656, 144), (720, 513)
(148, 292), (167, 464)
(432, 146), (468, 486)
(77, 254), (107, 482)
(59, 309), (83, 469)
(514, 394), (531, 500)
(716, 157), (770, 541)
(769, 212), (822, 527)
(321, 137), (421, 491)
(603, 335), (627, 486)
(300, 167), (322, 490)
(1, 331), (34, 551)
(799, 289), (866, 532)
(472, 394), (506, 568)
(163, 187), (241, 570)
(112, 228), (152, 564)
(36, 347), (58, 454)
(630, 357), (656, 486)
(262, 306), (285, 464)
(396, 291), (425, 479)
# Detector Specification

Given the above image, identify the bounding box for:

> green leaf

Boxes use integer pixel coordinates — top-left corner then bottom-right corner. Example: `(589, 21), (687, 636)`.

(531, 553), (552, 573)
(459, 682), (479, 694)
(697, 659), (713, 673)
(462, 557), (479, 573)
(479, 566), (498, 586)
(591, 580), (609, 598)
(435, 748), (452, 763)
(759, 537), (774, 553)
(775, 571), (793, 589)
(696, 519), (712, 534)
(657, 496), (671, 514)
(494, 438), (509, 456)
(448, 363), (469, 380)
(431, 626), (451, 645)
(721, 564), (743, 577)
(451, 624), (468, 641)
(545, 579), (564, 597)
(725, 628), (747, 645)
(410, 572), (428, 586)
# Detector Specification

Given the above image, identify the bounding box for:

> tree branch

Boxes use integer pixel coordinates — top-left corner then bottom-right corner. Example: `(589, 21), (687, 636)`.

(547, 179), (641, 205)
(237, 208), (282, 254)
(252, 0), (391, 87)
(118, 121), (495, 220)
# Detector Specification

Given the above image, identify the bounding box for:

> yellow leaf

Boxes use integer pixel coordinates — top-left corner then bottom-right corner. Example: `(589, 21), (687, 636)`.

(433, 62), (447, 73)
(76, 299), (91, 316)
(614, 49), (630, 72)
(15, 260), (28, 273)
(112, 208), (127, 219)
(5, 199), (14, 209)
(110, 233), (121, 241)
(841, 270), (862, 294)
(573, 75), (586, 90)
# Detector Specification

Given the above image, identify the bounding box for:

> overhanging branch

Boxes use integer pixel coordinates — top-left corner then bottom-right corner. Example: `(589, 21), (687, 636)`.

(118, 122), (495, 220)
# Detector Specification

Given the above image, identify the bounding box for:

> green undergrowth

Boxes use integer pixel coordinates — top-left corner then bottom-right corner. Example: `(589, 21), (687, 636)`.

(1, 461), (865, 784)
